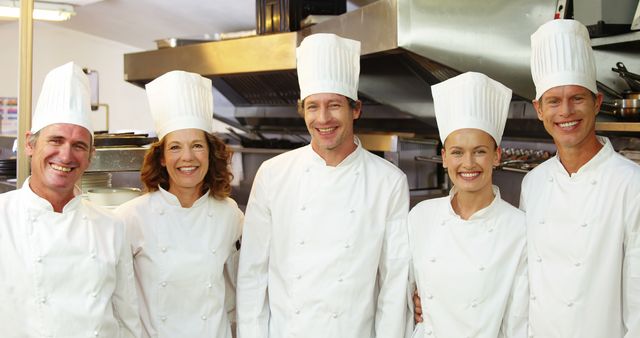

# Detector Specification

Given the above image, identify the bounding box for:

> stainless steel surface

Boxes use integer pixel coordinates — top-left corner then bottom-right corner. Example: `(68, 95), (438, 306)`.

(87, 147), (148, 172)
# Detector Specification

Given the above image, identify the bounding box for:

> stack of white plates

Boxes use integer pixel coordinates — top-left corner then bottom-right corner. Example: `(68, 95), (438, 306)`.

(80, 172), (112, 194)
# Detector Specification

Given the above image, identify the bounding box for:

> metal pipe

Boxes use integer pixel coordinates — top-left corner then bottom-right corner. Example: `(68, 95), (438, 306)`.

(17, 0), (34, 188)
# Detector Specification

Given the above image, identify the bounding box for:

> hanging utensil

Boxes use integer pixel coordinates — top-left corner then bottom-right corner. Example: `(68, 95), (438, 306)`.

(612, 62), (640, 92)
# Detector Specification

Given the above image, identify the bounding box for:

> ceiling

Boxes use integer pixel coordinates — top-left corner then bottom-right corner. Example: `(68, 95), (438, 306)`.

(35, 0), (375, 50)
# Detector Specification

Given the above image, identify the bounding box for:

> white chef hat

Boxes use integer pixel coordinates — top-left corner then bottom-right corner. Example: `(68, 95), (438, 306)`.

(530, 19), (597, 100)
(432, 72), (512, 145)
(145, 70), (214, 140)
(296, 33), (360, 101)
(32, 62), (93, 134)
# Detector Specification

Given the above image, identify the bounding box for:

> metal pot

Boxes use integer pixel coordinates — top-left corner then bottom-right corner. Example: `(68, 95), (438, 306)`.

(600, 99), (640, 120)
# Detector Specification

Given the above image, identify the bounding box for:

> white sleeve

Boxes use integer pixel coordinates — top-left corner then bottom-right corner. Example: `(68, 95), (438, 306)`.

(499, 239), (529, 338)
(236, 165), (271, 338)
(623, 192), (640, 337)
(375, 175), (411, 337)
(112, 220), (142, 338)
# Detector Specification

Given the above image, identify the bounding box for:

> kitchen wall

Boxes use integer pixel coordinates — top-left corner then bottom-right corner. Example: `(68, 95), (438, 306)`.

(0, 21), (235, 135)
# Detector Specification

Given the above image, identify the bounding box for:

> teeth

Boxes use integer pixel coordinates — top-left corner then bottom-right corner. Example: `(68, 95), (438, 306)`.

(460, 172), (479, 178)
(51, 164), (71, 172)
(558, 121), (578, 128)
(178, 166), (197, 172)
(318, 127), (336, 133)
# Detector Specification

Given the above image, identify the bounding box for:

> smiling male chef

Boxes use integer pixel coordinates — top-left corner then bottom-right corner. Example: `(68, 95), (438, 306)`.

(0, 62), (141, 337)
(236, 33), (411, 338)
(520, 19), (640, 337)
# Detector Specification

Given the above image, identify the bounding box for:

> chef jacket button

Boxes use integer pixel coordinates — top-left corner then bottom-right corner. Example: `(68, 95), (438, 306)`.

(344, 243), (350, 249)
(298, 240), (305, 245)
(426, 329), (432, 335)
(331, 312), (338, 319)
(161, 247), (167, 253)
(160, 281), (167, 287)
(349, 209), (355, 214)
(538, 220), (545, 225)
(35, 256), (42, 263)
(207, 282), (212, 288)
(536, 257), (542, 263)
(82, 215), (88, 220)
(581, 223), (588, 228)
(590, 180), (597, 185)
(295, 274), (302, 280)
(338, 277), (343, 282)
(93, 330), (99, 336)
(305, 168), (310, 173)
(201, 315), (207, 320)
(160, 316), (167, 322)
(574, 262), (581, 267)
(478, 266), (485, 271)
(301, 206), (306, 211)
(40, 297), (47, 304)
(488, 228), (494, 233)
(30, 216), (37, 222)
(429, 257), (436, 263)
(211, 249), (217, 254)
(440, 221), (445, 226)
(355, 171), (359, 176)
(295, 309), (300, 315)
(158, 209), (164, 215)
(531, 295), (536, 301)
(208, 212), (214, 217)
(91, 253), (97, 259)
(426, 294), (433, 300)
(92, 292), (98, 298)
(471, 302), (477, 308)
(547, 177), (553, 182)
(567, 302), (574, 307)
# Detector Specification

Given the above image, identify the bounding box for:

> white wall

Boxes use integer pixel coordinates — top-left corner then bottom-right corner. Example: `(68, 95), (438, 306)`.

(0, 21), (152, 133)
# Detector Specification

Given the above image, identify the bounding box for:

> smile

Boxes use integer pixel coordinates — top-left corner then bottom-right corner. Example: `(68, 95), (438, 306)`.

(50, 163), (72, 172)
(316, 127), (336, 134)
(556, 120), (579, 129)
(178, 166), (198, 173)
(459, 172), (480, 179)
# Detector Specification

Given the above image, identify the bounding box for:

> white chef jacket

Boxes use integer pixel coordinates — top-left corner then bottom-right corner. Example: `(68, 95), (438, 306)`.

(0, 177), (141, 338)
(520, 137), (640, 338)
(236, 138), (411, 338)
(409, 185), (528, 338)
(114, 187), (243, 338)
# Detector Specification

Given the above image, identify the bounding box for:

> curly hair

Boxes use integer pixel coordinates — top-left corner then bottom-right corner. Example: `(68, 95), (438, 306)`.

(140, 132), (233, 200)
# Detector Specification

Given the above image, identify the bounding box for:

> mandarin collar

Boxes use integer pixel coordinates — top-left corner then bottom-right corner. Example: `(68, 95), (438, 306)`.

(158, 185), (210, 208)
(307, 136), (363, 168)
(446, 185), (502, 221)
(20, 176), (83, 213)
(553, 136), (613, 178)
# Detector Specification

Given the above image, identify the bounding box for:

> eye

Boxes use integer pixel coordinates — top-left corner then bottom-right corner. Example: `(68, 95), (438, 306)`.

(474, 149), (487, 155)
(48, 138), (63, 145)
(450, 150), (462, 156)
(306, 104), (318, 111)
(168, 145), (181, 152)
(74, 143), (89, 151)
(193, 143), (206, 151)
(329, 103), (342, 109)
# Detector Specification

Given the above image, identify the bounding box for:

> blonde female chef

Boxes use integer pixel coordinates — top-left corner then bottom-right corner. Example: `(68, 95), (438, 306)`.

(409, 72), (528, 338)
(115, 70), (243, 338)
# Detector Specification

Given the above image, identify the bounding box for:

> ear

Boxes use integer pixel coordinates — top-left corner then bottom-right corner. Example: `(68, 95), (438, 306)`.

(533, 99), (543, 121)
(24, 132), (35, 157)
(441, 147), (447, 168)
(352, 100), (362, 120)
(594, 92), (604, 114)
(493, 146), (502, 167)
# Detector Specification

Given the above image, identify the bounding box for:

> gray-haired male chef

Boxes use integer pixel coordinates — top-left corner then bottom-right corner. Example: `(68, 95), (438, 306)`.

(0, 62), (141, 337)
(521, 19), (640, 337)
(236, 33), (411, 338)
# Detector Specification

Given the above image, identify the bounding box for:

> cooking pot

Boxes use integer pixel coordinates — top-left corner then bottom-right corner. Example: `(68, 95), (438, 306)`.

(600, 99), (640, 120)
(87, 187), (142, 206)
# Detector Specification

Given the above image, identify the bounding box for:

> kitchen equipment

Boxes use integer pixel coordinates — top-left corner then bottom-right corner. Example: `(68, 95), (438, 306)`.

(611, 62), (640, 92)
(574, 0), (638, 37)
(93, 132), (157, 147)
(87, 187), (142, 207)
(600, 99), (640, 120)
(256, 0), (346, 34)
(0, 158), (16, 177)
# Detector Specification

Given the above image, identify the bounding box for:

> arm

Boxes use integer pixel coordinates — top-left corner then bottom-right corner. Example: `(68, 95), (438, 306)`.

(499, 239), (529, 338)
(236, 166), (272, 338)
(375, 175), (411, 337)
(112, 220), (142, 338)
(623, 192), (640, 337)
(224, 207), (244, 328)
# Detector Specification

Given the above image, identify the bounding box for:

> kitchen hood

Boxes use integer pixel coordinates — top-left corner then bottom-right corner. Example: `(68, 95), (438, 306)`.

(123, 0), (639, 136)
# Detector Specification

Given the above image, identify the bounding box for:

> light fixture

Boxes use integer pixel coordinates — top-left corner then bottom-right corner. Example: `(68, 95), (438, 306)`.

(0, 1), (75, 21)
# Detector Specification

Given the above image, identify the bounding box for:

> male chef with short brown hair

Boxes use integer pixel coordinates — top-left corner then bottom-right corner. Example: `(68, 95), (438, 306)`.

(236, 33), (411, 338)
(521, 19), (640, 337)
(0, 62), (141, 337)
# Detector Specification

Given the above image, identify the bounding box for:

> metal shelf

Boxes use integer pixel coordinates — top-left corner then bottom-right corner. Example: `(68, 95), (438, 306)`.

(595, 122), (640, 132)
(592, 31), (640, 47)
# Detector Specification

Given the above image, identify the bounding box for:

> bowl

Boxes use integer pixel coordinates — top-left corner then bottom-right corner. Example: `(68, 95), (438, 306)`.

(87, 187), (142, 207)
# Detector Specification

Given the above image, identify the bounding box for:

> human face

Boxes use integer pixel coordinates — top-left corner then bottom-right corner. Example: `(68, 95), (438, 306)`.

(442, 129), (500, 195)
(161, 129), (209, 195)
(25, 123), (92, 200)
(533, 85), (602, 151)
(303, 93), (361, 155)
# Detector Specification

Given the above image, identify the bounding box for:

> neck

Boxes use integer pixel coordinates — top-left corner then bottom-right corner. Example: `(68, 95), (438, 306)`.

(168, 185), (205, 208)
(312, 141), (357, 167)
(557, 135), (603, 174)
(29, 182), (74, 213)
(451, 185), (495, 221)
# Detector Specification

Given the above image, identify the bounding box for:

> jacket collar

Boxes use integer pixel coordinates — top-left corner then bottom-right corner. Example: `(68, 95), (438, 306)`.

(553, 136), (613, 178)
(307, 136), (363, 168)
(157, 185), (210, 208)
(446, 185), (502, 221)
(20, 176), (83, 213)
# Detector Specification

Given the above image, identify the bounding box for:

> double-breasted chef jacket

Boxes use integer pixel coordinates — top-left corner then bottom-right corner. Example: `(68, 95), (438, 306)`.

(115, 187), (243, 338)
(520, 137), (640, 338)
(236, 138), (411, 338)
(0, 177), (141, 337)
(409, 185), (528, 338)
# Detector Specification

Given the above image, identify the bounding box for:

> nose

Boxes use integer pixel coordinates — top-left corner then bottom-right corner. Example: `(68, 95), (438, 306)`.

(316, 104), (331, 124)
(559, 99), (575, 117)
(57, 143), (73, 163)
(462, 152), (475, 168)
(182, 147), (195, 161)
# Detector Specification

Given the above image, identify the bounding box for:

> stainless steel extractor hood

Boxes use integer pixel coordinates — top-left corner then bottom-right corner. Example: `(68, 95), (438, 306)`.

(124, 0), (639, 136)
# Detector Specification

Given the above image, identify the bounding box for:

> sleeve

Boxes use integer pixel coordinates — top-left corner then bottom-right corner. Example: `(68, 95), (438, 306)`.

(375, 174), (411, 338)
(224, 206), (244, 326)
(112, 219), (142, 338)
(499, 233), (529, 338)
(623, 192), (640, 337)
(236, 165), (272, 338)
(518, 174), (530, 212)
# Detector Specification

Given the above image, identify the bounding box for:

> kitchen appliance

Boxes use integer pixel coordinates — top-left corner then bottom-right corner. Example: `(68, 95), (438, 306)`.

(256, 0), (346, 34)
(574, 0), (639, 37)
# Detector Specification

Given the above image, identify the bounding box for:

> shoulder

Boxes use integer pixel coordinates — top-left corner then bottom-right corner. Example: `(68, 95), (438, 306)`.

(0, 189), (20, 205)
(260, 146), (308, 169)
(495, 199), (526, 225)
(113, 192), (154, 217)
(409, 197), (448, 223)
(360, 149), (407, 185)
(522, 157), (555, 186)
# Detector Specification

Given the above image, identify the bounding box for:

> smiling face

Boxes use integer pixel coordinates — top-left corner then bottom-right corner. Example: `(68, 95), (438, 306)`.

(533, 85), (602, 152)
(26, 123), (92, 202)
(161, 128), (209, 196)
(303, 93), (361, 160)
(442, 128), (500, 195)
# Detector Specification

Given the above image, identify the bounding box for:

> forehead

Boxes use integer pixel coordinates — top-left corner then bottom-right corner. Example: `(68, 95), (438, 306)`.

(163, 128), (207, 143)
(39, 123), (92, 143)
(304, 93), (348, 104)
(444, 128), (495, 147)
(541, 85), (593, 99)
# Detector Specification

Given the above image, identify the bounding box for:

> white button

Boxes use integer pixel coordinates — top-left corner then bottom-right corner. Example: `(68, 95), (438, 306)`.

(161, 316), (167, 321)
(158, 209), (164, 215)
(211, 249), (217, 254)
(479, 266), (485, 271)
(471, 302), (477, 308)
(161, 247), (167, 253)
(295, 274), (302, 280)
(93, 330), (99, 336)
(295, 309), (300, 315)
(201, 315), (207, 320)
(426, 294), (433, 300)
(298, 240), (305, 245)
(301, 206), (306, 211)
(538, 220), (545, 225)
(440, 221), (446, 226)
(488, 228), (494, 233)
(91, 253), (97, 259)
(82, 215), (88, 220)
(349, 209), (355, 214)
(567, 302), (574, 307)
(426, 330), (432, 335)
(429, 257), (436, 263)
(160, 281), (167, 287)
(344, 243), (350, 249)
(40, 297), (47, 304)
(536, 257), (542, 262)
(30, 216), (37, 222)
(581, 223), (588, 228)
(207, 282), (212, 288)
(590, 180), (597, 185)
(574, 262), (581, 267)
(355, 171), (360, 176)
(35, 256), (42, 263)
(331, 313), (338, 318)
(208, 212), (214, 217)
(338, 277), (343, 282)
(305, 168), (310, 173)
(531, 295), (536, 301)
(547, 177), (553, 182)
(91, 292), (98, 298)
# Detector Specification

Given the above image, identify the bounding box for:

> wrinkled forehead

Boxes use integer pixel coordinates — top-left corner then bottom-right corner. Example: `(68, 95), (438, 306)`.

(39, 123), (93, 145)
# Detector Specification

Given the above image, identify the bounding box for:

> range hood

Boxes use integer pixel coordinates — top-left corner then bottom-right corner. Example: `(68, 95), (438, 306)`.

(124, 0), (639, 136)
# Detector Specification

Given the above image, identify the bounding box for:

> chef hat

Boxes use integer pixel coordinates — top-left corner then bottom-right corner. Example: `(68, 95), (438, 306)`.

(32, 62), (93, 134)
(531, 19), (597, 100)
(296, 33), (360, 101)
(432, 72), (512, 145)
(145, 70), (214, 140)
